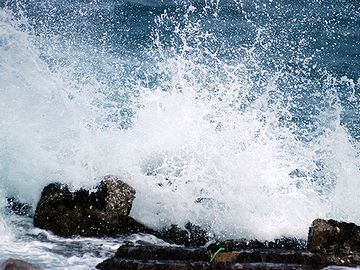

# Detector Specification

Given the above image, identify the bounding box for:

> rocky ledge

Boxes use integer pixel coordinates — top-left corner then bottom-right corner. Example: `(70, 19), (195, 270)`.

(96, 219), (360, 270)
(27, 176), (360, 269)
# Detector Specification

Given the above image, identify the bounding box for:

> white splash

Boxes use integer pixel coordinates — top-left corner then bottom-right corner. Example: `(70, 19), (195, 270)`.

(0, 3), (360, 246)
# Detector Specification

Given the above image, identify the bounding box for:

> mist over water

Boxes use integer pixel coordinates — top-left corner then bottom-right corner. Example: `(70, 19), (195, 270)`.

(0, 0), (360, 267)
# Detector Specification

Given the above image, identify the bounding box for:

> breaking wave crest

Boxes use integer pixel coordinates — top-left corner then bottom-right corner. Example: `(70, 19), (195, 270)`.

(0, 0), (360, 241)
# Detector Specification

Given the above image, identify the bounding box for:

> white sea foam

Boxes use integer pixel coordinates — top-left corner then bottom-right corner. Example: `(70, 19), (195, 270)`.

(0, 1), (359, 249)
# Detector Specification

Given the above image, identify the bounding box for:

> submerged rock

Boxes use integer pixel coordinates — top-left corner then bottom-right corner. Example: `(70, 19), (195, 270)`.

(0, 259), (41, 270)
(34, 175), (153, 237)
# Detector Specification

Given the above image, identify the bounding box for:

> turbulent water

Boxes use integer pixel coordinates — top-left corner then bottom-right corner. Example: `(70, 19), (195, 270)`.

(0, 0), (359, 268)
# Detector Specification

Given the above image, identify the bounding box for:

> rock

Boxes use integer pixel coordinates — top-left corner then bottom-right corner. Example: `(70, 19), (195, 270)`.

(34, 175), (154, 237)
(308, 218), (360, 266)
(208, 237), (307, 252)
(0, 259), (41, 270)
(6, 197), (33, 217)
(95, 243), (314, 270)
(211, 250), (323, 267)
(97, 219), (360, 270)
(97, 259), (310, 270)
(157, 222), (209, 247)
(112, 244), (209, 261)
(308, 219), (360, 254)
(33, 175), (209, 243)
(207, 239), (322, 268)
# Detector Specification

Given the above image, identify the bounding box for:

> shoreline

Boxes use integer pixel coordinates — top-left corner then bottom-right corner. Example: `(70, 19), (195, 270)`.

(3, 178), (360, 270)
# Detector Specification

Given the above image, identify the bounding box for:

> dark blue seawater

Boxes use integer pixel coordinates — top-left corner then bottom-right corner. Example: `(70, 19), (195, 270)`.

(0, 0), (359, 268)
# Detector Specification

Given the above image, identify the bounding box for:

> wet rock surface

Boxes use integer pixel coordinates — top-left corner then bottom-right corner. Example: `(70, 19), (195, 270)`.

(0, 258), (41, 270)
(157, 222), (209, 247)
(33, 175), (153, 237)
(97, 259), (311, 270)
(32, 179), (360, 270)
(95, 242), (316, 270)
(207, 237), (307, 252)
(97, 219), (360, 270)
(113, 244), (209, 261)
(308, 218), (360, 253)
(308, 218), (360, 266)
(33, 176), (210, 244)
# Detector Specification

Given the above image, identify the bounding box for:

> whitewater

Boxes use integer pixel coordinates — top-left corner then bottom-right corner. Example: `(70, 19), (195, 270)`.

(0, 0), (359, 268)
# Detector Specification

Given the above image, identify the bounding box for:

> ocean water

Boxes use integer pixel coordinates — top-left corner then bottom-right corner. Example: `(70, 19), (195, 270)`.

(0, 0), (359, 268)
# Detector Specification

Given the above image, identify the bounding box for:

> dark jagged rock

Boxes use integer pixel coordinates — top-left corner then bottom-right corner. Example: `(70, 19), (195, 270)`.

(157, 222), (209, 247)
(0, 258), (41, 270)
(6, 197), (33, 217)
(308, 218), (360, 266)
(34, 175), (154, 237)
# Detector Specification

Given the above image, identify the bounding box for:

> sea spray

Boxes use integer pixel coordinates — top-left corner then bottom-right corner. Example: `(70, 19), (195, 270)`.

(0, 0), (359, 246)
